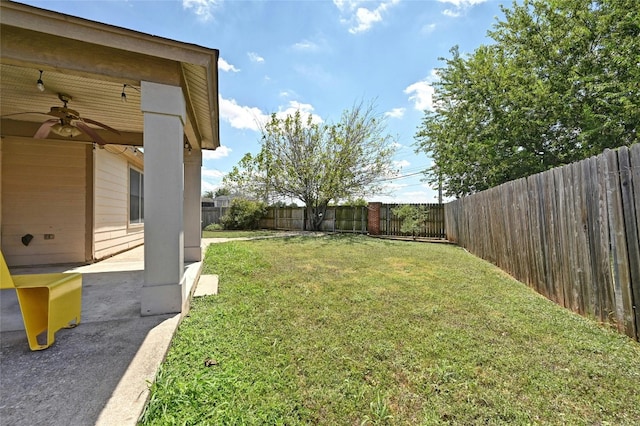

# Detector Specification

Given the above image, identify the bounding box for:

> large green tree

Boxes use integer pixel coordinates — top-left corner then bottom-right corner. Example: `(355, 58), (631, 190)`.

(415, 0), (639, 197)
(224, 101), (396, 230)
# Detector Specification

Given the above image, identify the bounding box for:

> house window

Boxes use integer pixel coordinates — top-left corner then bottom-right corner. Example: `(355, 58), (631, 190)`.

(129, 167), (144, 224)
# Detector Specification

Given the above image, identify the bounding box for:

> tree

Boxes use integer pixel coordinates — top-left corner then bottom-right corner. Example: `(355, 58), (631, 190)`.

(225, 101), (397, 230)
(202, 190), (214, 199)
(392, 205), (430, 240)
(343, 197), (369, 207)
(215, 187), (231, 197)
(415, 0), (639, 197)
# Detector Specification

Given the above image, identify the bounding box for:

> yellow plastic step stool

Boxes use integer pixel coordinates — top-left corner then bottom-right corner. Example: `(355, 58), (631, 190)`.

(1, 251), (82, 351)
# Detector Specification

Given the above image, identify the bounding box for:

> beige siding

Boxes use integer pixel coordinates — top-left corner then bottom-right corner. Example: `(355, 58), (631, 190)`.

(1, 138), (86, 266)
(93, 147), (143, 259)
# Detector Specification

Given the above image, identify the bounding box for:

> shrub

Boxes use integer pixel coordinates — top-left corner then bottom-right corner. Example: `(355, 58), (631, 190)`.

(392, 204), (430, 239)
(203, 223), (223, 231)
(220, 199), (267, 230)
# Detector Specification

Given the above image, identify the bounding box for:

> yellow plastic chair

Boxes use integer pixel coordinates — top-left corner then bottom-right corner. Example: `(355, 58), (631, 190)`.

(1, 251), (82, 351)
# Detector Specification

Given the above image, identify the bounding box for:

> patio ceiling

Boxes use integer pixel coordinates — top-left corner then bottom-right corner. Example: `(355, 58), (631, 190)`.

(0, 0), (220, 150)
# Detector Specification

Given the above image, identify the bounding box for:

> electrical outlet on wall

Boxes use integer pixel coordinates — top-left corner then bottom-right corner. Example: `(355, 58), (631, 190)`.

(44, 234), (55, 240)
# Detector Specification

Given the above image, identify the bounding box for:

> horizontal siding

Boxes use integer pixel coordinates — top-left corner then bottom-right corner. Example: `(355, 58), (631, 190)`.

(93, 148), (143, 260)
(1, 138), (86, 266)
(94, 231), (143, 253)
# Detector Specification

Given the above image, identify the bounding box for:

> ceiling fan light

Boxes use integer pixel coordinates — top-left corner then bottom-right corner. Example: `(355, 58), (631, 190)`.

(50, 123), (82, 138)
(36, 70), (45, 92)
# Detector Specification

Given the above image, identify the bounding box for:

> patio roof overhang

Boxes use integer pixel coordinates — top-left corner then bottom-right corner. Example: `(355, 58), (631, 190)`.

(0, 0), (220, 151)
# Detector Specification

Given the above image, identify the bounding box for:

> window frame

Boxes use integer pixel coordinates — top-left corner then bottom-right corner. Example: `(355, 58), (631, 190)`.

(128, 166), (144, 226)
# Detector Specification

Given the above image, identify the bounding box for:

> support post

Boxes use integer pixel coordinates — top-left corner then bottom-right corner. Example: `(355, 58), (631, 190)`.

(184, 148), (203, 262)
(140, 81), (186, 316)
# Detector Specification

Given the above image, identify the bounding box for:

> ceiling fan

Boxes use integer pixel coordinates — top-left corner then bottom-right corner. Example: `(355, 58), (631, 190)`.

(19, 93), (120, 145)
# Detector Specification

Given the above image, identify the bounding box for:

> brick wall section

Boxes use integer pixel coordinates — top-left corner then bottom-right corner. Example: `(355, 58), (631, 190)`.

(367, 202), (382, 235)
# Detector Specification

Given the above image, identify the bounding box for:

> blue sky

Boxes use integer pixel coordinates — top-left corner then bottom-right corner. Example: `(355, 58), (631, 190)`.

(21, 0), (506, 203)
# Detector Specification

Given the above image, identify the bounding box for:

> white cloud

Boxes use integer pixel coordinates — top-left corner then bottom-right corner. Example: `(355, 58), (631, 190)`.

(404, 69), (439, 111)
(385, 107), (406, 119)
(275, 101), (323, 124)
(182, 0), (219, 21)
(443, 9), (461, 17)
(334, 0), (400, 34)
(292, 39), (320, 51)
(438, 0), (487, 17)
(219, 95), (269, 131)
(421, 23), (437, 35)
(279, 90), (296, 98)
(202, 168), (226, 179)
(247, 52), (265, 63)
(219, 97), (323, 131)
(218, 58), (240, 73)
(439, 0), (487, 6)
(393, 159), (411, 169)
(201, 180), (217, 193)
(203, 144), (231, 160)
(332, 0), (354, 12)
(200, 166), (227, 193)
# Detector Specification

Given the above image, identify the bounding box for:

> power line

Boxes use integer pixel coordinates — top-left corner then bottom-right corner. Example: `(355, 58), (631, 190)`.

(396, 164), (430, 174)
(374, 170), (425, 183)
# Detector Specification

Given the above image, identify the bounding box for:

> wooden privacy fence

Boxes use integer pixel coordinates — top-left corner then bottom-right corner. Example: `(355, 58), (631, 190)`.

(260, 206), (368, 233)
(261, 206), (305, 231)
(260, 204), (446, 236)
(446, 144), (640, 341)
(378, 203), (445, 238)
(201, 206), (228, 229)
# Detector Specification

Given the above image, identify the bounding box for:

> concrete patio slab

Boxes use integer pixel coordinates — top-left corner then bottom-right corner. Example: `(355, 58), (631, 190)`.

(0, 244), (204, 426)
(1, 234), (304, 425)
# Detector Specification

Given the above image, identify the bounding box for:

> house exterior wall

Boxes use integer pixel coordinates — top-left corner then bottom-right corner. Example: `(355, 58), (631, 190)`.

(0, 138), (87, 266)
(93, 147), (144, 260)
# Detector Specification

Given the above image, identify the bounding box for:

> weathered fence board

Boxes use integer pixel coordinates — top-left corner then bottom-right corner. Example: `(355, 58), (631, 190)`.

(630, 144), (640, 333)
(333, 206), (368, 233)
(445, 144), (639, 341)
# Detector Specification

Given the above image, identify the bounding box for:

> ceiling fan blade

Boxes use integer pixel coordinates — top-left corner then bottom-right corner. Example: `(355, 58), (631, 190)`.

(1, 112), (51, 118)
(75, 121), (109, 145)
(79, 117), (121, 135)
(34, 119), (59, 139)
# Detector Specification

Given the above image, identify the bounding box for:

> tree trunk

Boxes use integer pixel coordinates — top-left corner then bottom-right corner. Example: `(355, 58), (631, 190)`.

(306, 204), (327, 231)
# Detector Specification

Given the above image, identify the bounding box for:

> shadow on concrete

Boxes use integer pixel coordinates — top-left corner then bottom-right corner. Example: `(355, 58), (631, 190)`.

(0, 247), (188, 426)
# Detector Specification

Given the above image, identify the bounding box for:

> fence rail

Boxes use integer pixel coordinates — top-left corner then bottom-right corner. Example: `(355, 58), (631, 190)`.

(446, 144), (640, 341)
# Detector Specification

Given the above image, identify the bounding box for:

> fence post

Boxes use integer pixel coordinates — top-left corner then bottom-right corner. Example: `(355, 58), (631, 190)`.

(368, 202), (382, 235)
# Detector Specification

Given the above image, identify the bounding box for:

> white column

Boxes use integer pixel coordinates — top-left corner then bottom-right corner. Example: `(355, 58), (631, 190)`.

(184, 148), (202, 262)
(140, 81), (186, 316)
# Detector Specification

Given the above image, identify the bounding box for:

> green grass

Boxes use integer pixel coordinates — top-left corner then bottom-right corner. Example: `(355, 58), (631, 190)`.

(140, 235), (640, 425)
(202, 229), (280, 239)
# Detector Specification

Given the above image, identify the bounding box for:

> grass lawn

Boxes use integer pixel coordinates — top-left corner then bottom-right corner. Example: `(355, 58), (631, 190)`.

(140, 235), (640, 425)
